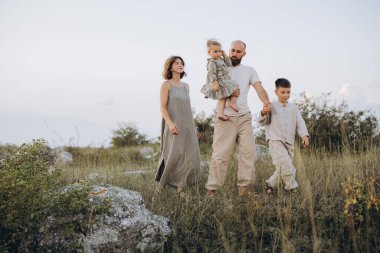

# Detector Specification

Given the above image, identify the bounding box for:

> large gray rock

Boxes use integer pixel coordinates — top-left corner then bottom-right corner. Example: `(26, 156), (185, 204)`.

(41, 185), (170, 252)
(82, 185), (170, 252)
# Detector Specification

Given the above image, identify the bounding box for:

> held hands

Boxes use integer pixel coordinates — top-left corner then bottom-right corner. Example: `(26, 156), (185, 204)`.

(195, 126), (200, 139)
(168, 122), (179, 135)
(213, 81), (220, 91)
(302, 136), (310, 148)
(261, 102), (271, 115)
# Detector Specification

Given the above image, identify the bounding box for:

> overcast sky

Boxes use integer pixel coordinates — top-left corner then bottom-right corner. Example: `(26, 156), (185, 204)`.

(1, 0), (379, 147)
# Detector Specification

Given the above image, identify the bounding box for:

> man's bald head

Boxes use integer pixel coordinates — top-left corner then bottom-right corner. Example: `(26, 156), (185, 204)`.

(229, 40), (247, 66)
(231, 40), (247, 50)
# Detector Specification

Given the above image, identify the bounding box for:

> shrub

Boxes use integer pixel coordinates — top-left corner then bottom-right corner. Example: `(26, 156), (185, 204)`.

(255, 93), (379, 152)
(294, 92), (379, 152)
(111, 122), (149, 147)
(342, 177), (380, 226)
(0, 139), (111, 251)
(0, 139), (60, 250)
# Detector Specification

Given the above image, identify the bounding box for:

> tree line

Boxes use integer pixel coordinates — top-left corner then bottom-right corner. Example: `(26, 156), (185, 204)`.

(112, 93), (379, 153)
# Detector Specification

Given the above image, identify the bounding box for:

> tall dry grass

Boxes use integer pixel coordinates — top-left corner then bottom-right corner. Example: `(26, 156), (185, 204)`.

(59, 145), (380, 252)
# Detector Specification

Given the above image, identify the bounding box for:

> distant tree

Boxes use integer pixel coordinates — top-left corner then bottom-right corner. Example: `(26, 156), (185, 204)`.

(111, 122), (148, 147)
(294, 93), (379, 152)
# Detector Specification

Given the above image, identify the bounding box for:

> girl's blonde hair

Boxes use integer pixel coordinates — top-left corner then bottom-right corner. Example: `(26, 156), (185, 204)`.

(207, 39), (221, 50)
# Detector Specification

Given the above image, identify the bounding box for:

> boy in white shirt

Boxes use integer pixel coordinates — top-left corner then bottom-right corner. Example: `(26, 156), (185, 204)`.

(259, 78), (309, 193)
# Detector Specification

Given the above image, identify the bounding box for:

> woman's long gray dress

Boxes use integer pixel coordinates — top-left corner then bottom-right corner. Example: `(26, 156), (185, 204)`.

(155, 83), (200, 189)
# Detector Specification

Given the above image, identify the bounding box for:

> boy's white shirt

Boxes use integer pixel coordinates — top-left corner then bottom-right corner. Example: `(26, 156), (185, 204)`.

(259, 100), (309, 145)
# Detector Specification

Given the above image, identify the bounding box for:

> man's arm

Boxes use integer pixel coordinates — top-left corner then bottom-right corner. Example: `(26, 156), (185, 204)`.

(252, 81), (270, 104)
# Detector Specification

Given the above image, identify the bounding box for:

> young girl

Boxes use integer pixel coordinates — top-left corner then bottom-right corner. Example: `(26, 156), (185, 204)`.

(201, 40), (239, 120)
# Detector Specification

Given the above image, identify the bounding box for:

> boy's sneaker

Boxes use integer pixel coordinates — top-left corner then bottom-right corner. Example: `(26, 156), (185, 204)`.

(238, 186), (249, 198)
(285, 188), (298, 194)
(266, 184), (274, 195)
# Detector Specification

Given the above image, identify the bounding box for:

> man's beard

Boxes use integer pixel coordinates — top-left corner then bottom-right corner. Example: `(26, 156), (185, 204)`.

(231, 57), (242, 66)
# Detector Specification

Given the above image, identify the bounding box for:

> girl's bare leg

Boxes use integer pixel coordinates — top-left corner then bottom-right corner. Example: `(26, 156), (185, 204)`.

(217, 99), (229, 121)
(229, 95), (239, 112)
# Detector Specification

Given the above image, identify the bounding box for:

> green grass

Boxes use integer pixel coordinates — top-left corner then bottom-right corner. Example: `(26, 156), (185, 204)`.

(59, 145), (380, 253)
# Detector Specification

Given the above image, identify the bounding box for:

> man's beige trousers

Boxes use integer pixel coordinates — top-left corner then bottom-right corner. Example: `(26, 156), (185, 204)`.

(206, 113), (255, 190)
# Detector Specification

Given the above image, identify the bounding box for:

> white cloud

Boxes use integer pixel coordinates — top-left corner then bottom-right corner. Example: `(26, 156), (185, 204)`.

(339, 83), (350, 97)
(339, 83), (366, 101)
(337, 83), (380, 118)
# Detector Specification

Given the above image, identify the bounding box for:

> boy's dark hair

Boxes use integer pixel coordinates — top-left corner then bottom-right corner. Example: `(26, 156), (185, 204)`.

(275, 78), (291, 88)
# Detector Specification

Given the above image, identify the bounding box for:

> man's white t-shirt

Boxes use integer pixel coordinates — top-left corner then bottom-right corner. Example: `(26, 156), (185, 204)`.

(224, 64), (261, 116)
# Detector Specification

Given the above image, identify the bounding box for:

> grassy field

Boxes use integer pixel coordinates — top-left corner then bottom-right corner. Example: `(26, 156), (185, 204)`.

(59, 145), (380, 252)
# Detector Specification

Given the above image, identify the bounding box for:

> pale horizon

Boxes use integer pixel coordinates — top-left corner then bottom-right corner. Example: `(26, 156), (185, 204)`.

(1, 0), (380, 147)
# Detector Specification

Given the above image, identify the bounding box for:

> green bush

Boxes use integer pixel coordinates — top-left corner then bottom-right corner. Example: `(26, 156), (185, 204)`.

(0, 140), (60, 251)
(294, 93), (379, 152)
(111, 122), (149, 147)
(0, 139), (111, 252)
(255, 93), (379, 152)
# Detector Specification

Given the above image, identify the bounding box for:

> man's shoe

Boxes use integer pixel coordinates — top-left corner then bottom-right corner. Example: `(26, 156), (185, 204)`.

(238, 186), (256, 202)
(238, 186), (248, 197)
(206, 190), (216, 198)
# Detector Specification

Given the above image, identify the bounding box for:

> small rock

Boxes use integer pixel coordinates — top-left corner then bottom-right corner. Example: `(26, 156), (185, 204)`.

(123, 170), (154, 176)
(139, 147), (157, 159)
(55, 150), (73, 165)
(139, 147), (154, 156)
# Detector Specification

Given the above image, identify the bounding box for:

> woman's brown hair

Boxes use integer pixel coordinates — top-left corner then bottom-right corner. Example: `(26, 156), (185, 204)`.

(162, 56), (187, 80)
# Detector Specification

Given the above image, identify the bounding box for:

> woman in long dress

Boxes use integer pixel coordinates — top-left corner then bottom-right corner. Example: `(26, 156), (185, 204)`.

(155, 56), (200, 195)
